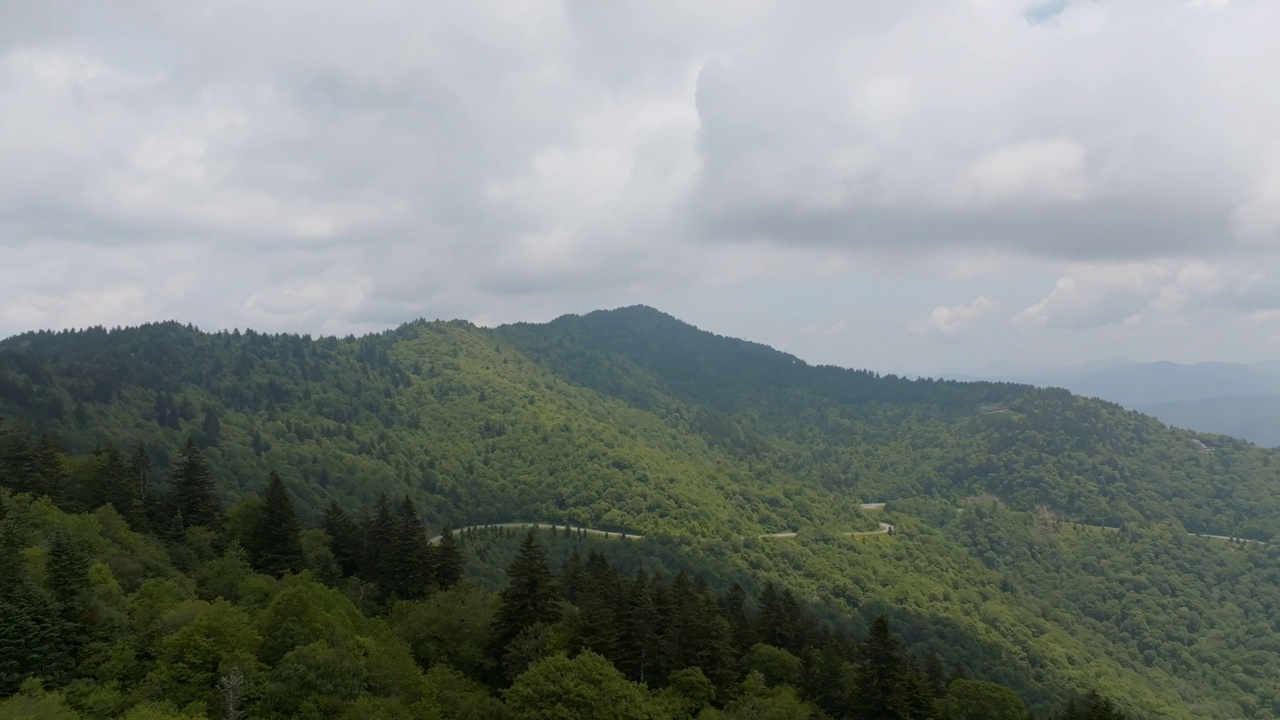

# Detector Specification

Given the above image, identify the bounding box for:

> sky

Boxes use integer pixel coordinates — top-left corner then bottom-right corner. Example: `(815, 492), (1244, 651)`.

(2, 0), (1280, 375)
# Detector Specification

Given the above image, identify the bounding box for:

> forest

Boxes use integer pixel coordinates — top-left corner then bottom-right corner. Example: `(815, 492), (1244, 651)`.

(1, 427), (1125, 718)
(3, 305), (1280, 716)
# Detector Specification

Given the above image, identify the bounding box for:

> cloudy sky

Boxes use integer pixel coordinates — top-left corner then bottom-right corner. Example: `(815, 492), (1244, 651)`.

(2, 0), (1279, 374)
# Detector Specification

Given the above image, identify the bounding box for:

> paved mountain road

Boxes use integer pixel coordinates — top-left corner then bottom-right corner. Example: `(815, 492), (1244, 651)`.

(430, 503), (896, 545)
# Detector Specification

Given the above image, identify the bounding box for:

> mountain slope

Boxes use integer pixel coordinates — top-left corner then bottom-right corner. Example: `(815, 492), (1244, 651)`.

(4, 307), (1280, 716)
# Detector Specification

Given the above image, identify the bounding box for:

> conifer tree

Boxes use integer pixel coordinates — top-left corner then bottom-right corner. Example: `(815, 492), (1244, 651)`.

(247, 471), (305, 577)
(91, 445), (146, 528)
(434, 527), (464, 590)
(170, 438), (222, 531)
(851, 615), (922, 720)
(490, 532), (559, 659)
(574, 551), (623, 660)
(130, 443), (152, 506)
(618, 569), (662, 684)
(721, 582), (757, 657)
(0, 574), (67, 693)
(321, 500), (360, 577)
(361, 494), (395, 592)
(390, 495), (431, 598)
(560, 547), (585, 602)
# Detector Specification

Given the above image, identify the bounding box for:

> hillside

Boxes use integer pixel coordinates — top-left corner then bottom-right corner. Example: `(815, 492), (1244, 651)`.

(3, 307), (1280, 717)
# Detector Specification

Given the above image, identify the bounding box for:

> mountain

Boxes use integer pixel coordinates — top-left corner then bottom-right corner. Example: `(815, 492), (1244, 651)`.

(949, 358), (1280, 445)
(4, 306), (1280, 717)
(1138, 394), (1280, 447)
(955, 359), (1280, 407)
(959, 356), (1135, 380)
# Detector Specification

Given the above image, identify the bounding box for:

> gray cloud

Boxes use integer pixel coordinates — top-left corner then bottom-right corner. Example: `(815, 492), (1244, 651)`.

(3, 0), (1280, 367)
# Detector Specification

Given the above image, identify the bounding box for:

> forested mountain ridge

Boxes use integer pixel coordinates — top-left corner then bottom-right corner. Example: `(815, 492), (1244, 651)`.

(3, 306), (1280, 717)
(497, 307), (1278, 537)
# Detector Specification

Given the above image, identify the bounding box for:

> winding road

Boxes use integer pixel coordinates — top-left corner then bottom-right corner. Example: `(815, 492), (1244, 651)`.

(1068, 521), (1267, 545)
(429, 503), (896, 545)
(428, 523), (644, 545)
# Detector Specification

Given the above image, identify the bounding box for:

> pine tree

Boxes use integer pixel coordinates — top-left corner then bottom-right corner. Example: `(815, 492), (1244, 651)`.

(574, 551), (623, 661)
(560, 547), (585, 602)
(170, 438), (222, 531)
(360, 494), (395, 593)
(490, 532), (560, 660)
(0, 579), (68, 694)
(618, 569), (662, 684)
(433, 527), (464, 590)
(247, 471), (305, 577)
(389, 495), (431, 598)
(758, 582), (805, 654)
(322, 500), (360, 577)
(130, 443), (151, 499)
(851, 615), (914, 720)
(721, 582), (757, 657)
(89, 445), (146, 528)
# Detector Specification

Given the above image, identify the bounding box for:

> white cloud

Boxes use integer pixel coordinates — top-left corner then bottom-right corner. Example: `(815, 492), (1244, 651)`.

(914, 296), (999, 337)
(1013, 260), (1279, 332)
(955, 138), (1088, 206)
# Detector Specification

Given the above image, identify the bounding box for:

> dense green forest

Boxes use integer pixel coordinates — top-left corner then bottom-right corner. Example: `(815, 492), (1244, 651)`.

(0, 433), (1124, 718)
(2, 305), (1279, 717)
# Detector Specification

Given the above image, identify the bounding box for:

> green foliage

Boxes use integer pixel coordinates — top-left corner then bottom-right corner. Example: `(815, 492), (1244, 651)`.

(247, 471), (305, 577)
(491, 533), (561, 661)
(0, 681), (81, 720)
(504, 652), (668, 720)
(2, 307), (1273, 716)
(943, 679), (1026, 720)
(169, 439), (222, 534)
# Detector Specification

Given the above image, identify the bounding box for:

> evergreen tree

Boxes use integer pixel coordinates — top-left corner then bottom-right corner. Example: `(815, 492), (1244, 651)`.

(200, 407), (222, 447)
(573, 551), (623, 661)
(170, 438), (222, 531)
(721, 582), (757, 657)
(618, 569), (662, 684)
(87, 445), (146, 528)
(490, 532), (559, 660)
(322, 500), (360, 578)
(247, 471), (305, 577)
(389, 495), (431, 598)
(434, 527), (464, 590)
(0, 520), (73, 691)
(758, 582), (806, 655)
(560, 546), (585, 602)
(851, 615), (919, 720)
(360, 494), (395, 593)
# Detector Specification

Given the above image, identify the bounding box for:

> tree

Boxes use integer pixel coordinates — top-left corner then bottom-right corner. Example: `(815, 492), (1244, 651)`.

(504, 651), (668, 720)
(942, 679), (1025, 720)
(723, 670), (817, 720)
(247, 471), (305, 577)
(0, 519), (70, 693)
(490, 533), (560, 661)
(170, 438), (222, 531)
(85, 445), (146, 529)
(1056, 690), (1127, 720)
(850, 615), (920, 720)
(321, 501), (360, 578)
(388, 496), (431, 599)
(434, 527), (464, 590)
(359, 494), (395, 593)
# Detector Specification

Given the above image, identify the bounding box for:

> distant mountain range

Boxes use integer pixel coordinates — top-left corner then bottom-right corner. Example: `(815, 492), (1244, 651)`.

(944, 358), (1280, 446)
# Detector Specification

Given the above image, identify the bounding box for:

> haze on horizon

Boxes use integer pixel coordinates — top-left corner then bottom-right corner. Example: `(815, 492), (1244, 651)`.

(3, 0), (1280, 376)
